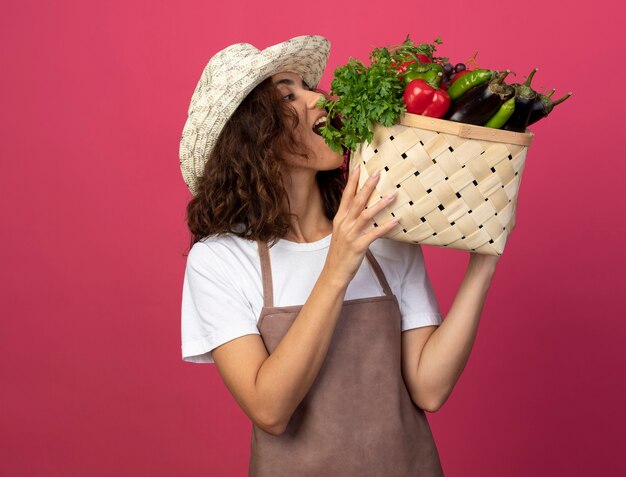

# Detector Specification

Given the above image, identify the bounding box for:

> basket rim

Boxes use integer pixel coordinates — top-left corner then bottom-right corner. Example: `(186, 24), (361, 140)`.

(399, 113), (534, 147)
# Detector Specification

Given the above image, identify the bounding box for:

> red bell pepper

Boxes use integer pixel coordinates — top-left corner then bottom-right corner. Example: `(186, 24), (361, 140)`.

(403, 79), (450, 118)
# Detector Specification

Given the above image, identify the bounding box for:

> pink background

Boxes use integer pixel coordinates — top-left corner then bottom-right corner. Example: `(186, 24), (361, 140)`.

(2, 0), (624, 475)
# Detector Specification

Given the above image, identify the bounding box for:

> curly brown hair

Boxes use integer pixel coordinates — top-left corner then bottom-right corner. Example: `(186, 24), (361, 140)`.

(185, 78), (347, 251)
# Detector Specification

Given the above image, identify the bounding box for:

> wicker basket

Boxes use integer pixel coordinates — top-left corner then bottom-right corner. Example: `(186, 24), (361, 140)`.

(349, 113), (534, 255)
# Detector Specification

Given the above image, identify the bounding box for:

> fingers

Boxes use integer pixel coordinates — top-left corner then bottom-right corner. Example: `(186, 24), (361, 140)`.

(361, 215), (399, 243)
(346, 168), (381, 221)
(334, 165), (398, 246)
(360, 191), (396, 223)
(336, 164), (360, 219)
(358, 191), (398, 240)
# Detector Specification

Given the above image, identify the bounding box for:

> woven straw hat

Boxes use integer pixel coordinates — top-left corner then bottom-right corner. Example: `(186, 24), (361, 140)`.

(179, 35), (331, 195)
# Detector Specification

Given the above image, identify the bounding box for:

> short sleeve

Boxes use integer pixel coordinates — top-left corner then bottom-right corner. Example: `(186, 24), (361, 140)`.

(397, 244), (443, 331)
(181, 242), (260, 364)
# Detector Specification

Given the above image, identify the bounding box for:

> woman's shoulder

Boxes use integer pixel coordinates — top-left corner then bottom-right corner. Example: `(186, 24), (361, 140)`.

(188, 233), (259, 269)
(195, 232), (256, 248)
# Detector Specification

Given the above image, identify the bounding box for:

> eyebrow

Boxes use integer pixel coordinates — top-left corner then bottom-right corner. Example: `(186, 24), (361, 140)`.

(274, 78), (310, 89)
(274, 78), (296, 87)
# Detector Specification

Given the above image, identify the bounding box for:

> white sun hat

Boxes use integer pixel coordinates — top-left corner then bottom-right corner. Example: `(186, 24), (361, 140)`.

(179, 35), (331, 195)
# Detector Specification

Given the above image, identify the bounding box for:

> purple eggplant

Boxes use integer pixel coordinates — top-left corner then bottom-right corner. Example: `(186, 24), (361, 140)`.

(527, 91), (573, 126)
(502, 68), (539, 132)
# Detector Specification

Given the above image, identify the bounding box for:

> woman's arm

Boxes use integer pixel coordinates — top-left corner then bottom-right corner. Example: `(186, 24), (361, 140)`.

(404, 212), (517, 412)
(212, 268), (350, 435)
(402, 254), (500, 412)
(213, 167), (399, 435)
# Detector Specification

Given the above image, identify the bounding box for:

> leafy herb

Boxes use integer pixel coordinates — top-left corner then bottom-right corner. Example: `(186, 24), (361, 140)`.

(317, 49), (405, 152)
(388, 35), (448, 65)
(317, 36), (446, 152)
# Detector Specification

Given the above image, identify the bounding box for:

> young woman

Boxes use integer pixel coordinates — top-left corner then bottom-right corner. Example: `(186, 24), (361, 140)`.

(180, 35), (507, 476)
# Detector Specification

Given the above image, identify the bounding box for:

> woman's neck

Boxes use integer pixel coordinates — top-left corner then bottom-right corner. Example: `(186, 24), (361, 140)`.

(282, 169), (332, 243)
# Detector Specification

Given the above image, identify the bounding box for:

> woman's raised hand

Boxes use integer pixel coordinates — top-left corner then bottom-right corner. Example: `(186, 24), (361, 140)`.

(324, 165), (398, 287)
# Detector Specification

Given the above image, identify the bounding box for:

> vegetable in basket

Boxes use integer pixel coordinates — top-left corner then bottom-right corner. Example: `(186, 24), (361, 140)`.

(445, 70), (515, 125)
(502, 68), (539, 132)
(317, 49), (406, 153)
(484, 97), (516, 129)
(449, 69), (470, 85)
(442, 53), (478, 89)
(318, 35), (572, 154)
(402, 62), (445, 88)
(446, 69), (496, 101)
(394, 54), (432, 74)
(403, 79), (451, 118)
(527, 90), (573, 126)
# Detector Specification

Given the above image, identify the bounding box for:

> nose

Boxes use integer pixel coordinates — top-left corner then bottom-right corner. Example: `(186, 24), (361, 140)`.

(305, 88), (326, 110)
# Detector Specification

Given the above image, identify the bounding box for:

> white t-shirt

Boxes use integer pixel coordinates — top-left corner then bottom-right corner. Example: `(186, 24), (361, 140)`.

(181, 234), (442, 363)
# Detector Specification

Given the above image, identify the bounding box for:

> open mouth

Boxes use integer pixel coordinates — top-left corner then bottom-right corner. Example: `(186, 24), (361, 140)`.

(312, 114), (345, 137)
(312, 116), (327, 136)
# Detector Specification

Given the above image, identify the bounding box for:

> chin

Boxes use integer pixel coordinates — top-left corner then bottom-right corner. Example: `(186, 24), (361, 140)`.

(316, 149), (344, 171)
(330, 151), (346, 169)
(285, 124), (341, 172)
(311, 135), (345, 169)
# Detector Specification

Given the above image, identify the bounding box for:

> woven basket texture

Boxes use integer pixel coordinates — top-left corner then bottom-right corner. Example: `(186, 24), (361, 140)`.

(349, 114), (534, 255)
